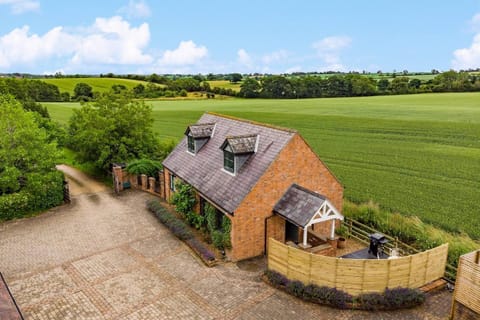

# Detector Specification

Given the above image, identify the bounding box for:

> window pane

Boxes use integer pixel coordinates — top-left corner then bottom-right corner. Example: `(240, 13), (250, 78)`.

(224, 151), (234, 173)
(187, 136), (195, 153)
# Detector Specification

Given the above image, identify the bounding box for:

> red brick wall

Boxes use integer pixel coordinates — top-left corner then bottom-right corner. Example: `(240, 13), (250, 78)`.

(164, 168), (174, 201)
(266, 215), (286, 245)
(231, 133), (344, 261)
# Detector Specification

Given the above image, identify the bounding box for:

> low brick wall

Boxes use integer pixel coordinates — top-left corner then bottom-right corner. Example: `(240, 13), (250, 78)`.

(112, 166), (163, 198)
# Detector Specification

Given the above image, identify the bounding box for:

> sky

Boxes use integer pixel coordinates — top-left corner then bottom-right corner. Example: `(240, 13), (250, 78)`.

(1, 0), (480, 75)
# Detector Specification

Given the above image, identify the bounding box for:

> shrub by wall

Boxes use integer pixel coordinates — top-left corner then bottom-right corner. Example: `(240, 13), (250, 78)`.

(0, 171), (64, 221)
(265, 270), (425, 311)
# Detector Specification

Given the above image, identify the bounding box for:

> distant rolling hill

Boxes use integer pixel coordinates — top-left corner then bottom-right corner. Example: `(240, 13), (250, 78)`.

(42, 77), (158, 94)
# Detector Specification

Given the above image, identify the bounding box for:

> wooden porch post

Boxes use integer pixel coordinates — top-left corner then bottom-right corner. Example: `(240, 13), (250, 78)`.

(303, 225), (308, 247)
(330, 219), (336, 240)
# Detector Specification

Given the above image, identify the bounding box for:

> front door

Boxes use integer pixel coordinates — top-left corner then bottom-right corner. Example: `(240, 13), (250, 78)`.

(285, 221), (299, 243)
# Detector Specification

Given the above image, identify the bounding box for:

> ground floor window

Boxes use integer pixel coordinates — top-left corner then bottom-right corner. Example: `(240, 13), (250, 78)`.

(169, 173), (176, 191)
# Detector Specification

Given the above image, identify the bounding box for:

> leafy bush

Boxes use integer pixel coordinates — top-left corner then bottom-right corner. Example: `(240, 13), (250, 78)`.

(147, 200), (216, 262)
(186, 238), (215, 261)
(171, 182), (196, 218)
(147, 199), (193, 240)
(265, 270), (289, 287)
(383, 287), (425, 309)
(356, 292), (385, 311)
(185, 211), (205, 230)
(211, 230), (224, 250)
(265, 269), (424, 310)
(125, 158), (162, 178)
(0, 171), (64, 221)
(286, 280), (304, 298)
(328, 288), (353, 309)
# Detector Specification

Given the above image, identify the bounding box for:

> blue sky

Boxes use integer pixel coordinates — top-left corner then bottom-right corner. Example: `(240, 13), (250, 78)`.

(1, 0), (480, 74)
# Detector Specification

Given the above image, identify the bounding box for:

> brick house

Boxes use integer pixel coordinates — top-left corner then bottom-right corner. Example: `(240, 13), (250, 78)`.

(162, 112), (344, 261)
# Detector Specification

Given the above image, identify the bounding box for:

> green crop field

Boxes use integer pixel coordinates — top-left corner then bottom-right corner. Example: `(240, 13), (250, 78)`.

(45, 92), (480, 239)
(42, 77), (155, 94)
(207, 80), (241, 92)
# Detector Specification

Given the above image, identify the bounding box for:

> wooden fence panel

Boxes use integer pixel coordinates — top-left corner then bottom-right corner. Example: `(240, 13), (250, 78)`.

(310, 256), (336, 287)
(268, 238), (448, 295)
(409, 251), (429, 288)
(452, 250), (480, 317)
(363, 259), (389, 292)
(268, 239), (288, 275)
(336, 259), (365, 295)
(287, 247), (311, 283)
(387, 257), (411, 288)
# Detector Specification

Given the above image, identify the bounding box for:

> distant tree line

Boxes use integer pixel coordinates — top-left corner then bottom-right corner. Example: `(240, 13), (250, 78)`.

(2, 70), (480, 105)
(237, 70), (480, 98)
(0, 78), (68, 117)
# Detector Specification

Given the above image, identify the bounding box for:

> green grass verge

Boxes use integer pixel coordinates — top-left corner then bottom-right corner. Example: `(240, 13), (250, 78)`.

(46, 92), (480, 240)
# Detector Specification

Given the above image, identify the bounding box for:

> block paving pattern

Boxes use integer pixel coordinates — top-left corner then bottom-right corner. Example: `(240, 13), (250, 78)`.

(0, 167), (453, 319)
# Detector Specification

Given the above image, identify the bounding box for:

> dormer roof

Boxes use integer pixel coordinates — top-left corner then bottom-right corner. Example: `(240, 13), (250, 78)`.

(220, 134), (258, 154)
(185, 123), (215, 139)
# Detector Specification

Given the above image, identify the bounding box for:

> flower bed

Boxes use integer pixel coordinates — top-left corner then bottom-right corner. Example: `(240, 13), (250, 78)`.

(264, 270), (425, 311)
(147, 199), (217, 266)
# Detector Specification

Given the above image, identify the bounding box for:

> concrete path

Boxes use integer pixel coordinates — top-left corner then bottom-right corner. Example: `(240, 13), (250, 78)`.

(0, 166), (452, 319)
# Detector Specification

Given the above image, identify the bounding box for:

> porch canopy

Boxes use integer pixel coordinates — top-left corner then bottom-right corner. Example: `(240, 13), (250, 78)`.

(273, 184), (343, 248)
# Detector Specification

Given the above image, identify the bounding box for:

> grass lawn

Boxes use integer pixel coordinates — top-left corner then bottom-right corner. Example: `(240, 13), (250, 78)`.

(45, 92), (480, 239)
(42, 78), (156, 94)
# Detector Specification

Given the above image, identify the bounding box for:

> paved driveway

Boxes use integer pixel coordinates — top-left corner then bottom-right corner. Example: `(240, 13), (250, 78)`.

(0, 166), (452, 319)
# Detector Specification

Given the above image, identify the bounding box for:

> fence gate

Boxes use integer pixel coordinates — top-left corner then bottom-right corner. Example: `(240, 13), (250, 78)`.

(63, 180), (70, 203)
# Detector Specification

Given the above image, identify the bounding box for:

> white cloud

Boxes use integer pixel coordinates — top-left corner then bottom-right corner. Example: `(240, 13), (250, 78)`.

(452, 13), (480, 70)
(452, 33), (480, 70)
(0, 0), (39, 14)
(470, 13), (480, 31)
(262, 50), (289, 64)
(312, 35), (351, 71)
(118, 0), (151, 18)
(237, 48), (253, 68)
(0, 16), (152, 69)
(158, 40), (208, 66)
(71, 16), (152, 65)
(0, 26), (75, 68)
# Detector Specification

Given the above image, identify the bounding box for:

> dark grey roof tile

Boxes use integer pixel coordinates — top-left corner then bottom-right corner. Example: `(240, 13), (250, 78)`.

(273, 184), (327, 227)
(163, 113), (295, 213)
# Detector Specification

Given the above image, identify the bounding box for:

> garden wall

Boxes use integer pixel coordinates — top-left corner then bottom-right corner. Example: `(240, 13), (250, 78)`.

(268, 238), (448, 295)
(112, 166), (164, 198)
(451, 250), (480, 320)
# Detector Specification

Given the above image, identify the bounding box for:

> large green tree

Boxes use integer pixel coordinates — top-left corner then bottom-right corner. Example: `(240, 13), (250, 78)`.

(68, 93), (160, 171)
(0, 95), (59, 194)
(73, 82), (94, 101)
(239, 78), (261, 98)
(0, 95), (63, 220)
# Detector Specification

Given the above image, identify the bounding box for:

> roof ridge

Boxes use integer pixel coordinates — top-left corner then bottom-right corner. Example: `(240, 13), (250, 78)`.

(226, 134), (258, 139)
(189, 122), (216, 127)
(206, 112), (297, 133)
(291, 183), (326, 199)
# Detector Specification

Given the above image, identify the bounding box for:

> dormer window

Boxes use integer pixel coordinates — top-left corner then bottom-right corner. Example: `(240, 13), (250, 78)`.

(220, 134), (258, 174)
(184, 123), (215, 154)
(223, 147), (235, 173)
(187, 134), (195, 153)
